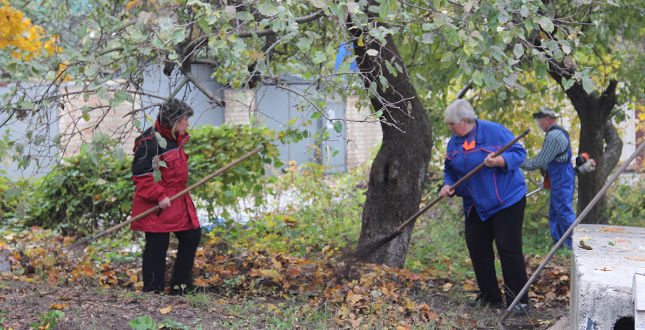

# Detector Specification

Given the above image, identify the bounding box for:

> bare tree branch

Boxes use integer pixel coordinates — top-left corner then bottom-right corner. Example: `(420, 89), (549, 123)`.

(98, 47), (125, 56)
(166, 78), (189, 101)
(456, 80), (473, 100)
(181, 69), (225, 108)
(192, 58), (220, 66)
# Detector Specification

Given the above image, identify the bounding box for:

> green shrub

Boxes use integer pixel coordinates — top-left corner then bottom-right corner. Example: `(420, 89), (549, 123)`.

(27, 145), (134, 236)
(184, 123), (282, 222)
(205, 162), (366, 256)
(0, 170), (15, 221)
(1, 175), (40, 228)
(0, 129), (25, 224)
(607, 177), (645, 227)
(24, 124), (282, 235)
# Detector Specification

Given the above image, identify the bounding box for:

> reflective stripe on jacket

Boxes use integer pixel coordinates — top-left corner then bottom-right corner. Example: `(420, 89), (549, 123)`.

(443, 119), (527, 220)
(130, 121), (200, 233)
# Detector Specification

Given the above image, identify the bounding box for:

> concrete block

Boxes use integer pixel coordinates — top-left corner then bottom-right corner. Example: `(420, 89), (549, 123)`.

(549, 317), (570, 330)
(571, 224), (644, 330)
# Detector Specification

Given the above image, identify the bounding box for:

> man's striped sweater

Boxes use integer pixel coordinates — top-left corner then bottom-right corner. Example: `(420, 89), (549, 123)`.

(521, 124), (570, 171)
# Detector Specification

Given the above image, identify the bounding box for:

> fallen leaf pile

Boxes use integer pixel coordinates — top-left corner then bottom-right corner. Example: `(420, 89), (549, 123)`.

(526, 256), (570, 303)
(0, 227), (572, 328)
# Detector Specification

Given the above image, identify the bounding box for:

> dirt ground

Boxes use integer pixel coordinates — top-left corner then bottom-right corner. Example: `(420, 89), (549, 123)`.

(0, 279), (567, 330)
(416, 292), (568, 329)
(0, 281), (227, 329)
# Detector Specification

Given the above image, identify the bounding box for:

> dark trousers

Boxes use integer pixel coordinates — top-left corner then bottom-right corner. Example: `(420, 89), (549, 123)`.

(142, 228), (201, 292)
(465, 196), (528, 306)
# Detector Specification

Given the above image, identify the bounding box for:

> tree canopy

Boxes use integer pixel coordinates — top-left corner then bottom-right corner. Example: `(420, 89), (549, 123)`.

(4, 0), (640, 153)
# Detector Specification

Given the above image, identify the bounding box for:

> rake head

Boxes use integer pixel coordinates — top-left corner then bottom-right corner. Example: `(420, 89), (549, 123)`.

(343, 230), (402, 262)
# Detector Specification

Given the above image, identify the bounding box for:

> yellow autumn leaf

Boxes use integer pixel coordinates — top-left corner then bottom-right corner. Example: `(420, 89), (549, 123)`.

(0, 1), (58, 60)
(338, 305), (350, 317)
(381, 286), (388, 295)
(442, 283), (453, 291)
(251, 51), (262, 60)
(345, 290), (354, 303)
(627, 257), (645, 261)
(160, 305), (172, 314)
(271, 258), (282, 270)
(51, 302), (68, 310)
(351, 294), (362, 305)
(600, 227), (625, 233)
(463, 283), (476, 291)
(595, 267), (614, 271)
(260, 269), (283, 280)
(125, 0), (141, 10)
(357, 34), (365, 47)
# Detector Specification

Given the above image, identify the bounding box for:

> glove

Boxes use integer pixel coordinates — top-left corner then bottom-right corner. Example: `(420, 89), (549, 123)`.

(576, 159), (596, 174)
(575, 153), (596, 174)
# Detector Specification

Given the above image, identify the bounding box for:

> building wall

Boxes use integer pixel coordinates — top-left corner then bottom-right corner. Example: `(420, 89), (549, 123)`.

(345, 95), (382, 168)
(57, 87), (382, 172)
(221, 89), (384, 173)
(223, 89), (254, 125)
(58, 84), (139, 157)
(255, 83), (324, 170)
(0, 83), (60, 178)
(618, 107), (637, 163)
(139, 64), (225, 129)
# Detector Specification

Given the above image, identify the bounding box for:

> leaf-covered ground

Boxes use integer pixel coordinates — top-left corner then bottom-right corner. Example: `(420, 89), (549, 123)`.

(0, 227), (570, 329)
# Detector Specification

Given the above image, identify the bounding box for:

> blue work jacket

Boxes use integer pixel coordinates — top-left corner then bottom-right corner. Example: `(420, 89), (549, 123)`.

(443, 120), (527, 220)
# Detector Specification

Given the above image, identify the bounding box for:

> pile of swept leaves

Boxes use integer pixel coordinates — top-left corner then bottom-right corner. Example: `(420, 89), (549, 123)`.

(1, 226), (570, 329)
(526, 255), (570, 305)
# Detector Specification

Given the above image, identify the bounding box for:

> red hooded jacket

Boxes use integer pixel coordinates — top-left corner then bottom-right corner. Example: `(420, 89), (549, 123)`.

(130, 121), (200, 232)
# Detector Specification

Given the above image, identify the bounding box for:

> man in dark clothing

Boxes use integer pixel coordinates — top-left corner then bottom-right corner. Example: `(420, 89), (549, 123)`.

(521, 108), (575, 249)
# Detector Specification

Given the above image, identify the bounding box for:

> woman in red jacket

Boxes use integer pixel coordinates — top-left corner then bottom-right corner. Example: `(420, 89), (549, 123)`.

(131, 99), (200, 294)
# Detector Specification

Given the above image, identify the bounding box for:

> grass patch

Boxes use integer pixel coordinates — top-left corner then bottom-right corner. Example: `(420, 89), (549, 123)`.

(186, 292), (213, 311)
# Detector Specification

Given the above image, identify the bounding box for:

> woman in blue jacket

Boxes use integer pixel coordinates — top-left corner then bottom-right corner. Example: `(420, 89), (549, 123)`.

(440, 99), (530, 316)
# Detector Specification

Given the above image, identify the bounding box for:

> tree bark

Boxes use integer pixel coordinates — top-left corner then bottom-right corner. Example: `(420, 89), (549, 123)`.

(602, 120), (623, 180)
(549, 66), (621, 224)
(348, 16), (433, 268)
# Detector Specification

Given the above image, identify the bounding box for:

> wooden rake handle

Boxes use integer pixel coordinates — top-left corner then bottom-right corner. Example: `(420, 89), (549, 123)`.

(394, 129), (531, 233)
(72, 144), (266, 247)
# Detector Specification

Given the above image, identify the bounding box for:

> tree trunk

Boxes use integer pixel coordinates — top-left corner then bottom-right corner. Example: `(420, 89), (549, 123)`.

(549, 68), (621, 224)
(348, 17), (433, 268)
